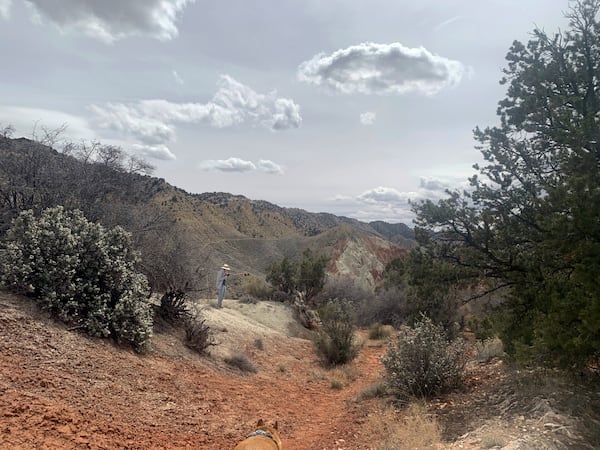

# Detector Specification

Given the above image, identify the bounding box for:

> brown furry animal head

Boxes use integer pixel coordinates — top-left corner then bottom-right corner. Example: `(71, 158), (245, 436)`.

(233, 419), (282, 450)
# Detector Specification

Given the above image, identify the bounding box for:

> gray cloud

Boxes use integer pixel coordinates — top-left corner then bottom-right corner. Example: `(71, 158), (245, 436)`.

(419, 176), (450, 192)
(0, 0), (11, 19)
(24, 0), (194, 43)
(298, 42), (465, 96)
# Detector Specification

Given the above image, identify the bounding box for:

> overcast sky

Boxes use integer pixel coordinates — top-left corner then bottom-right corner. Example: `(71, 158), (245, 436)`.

(0, 0), (573, 224)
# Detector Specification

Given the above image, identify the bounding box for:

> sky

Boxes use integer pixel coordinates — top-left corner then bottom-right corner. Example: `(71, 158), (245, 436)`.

(0, 0), (575, 224)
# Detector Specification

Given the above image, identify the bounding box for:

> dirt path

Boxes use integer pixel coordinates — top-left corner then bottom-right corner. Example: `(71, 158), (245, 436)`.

(3, 293), (596, 449)
(0, 294), (386, 449)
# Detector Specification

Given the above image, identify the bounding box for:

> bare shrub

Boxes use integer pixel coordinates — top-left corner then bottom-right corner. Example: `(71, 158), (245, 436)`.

(224, 353), (257, 373)
(312, 276), (370, 308)
(184, 315), (214, 354)
(357, 287), (409, 327)
(382, 315), (466, 400)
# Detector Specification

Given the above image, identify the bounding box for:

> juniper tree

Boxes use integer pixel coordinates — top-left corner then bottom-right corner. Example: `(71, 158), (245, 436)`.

(413, 0), (600, 369)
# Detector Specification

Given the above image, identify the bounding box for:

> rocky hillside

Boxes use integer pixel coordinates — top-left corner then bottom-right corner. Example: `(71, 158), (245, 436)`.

(0, 136), (414, 292)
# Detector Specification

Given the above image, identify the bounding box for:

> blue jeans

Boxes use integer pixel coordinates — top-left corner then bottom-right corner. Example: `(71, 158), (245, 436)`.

(217, 284), (227, 307)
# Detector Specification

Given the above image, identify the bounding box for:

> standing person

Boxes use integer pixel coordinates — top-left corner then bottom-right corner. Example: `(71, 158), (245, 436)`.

(216, 263), (230, 308)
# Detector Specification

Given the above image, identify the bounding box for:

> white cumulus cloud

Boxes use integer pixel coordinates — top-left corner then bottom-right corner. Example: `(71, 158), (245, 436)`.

(199, 157), (257, 173)
(0, 0), (11, 19)
(90, 75), (301, 160)
(24, 0), (194, 43)
(199, 157), (284, 175)
(132, 143), (176, 161)
(89, 102), (176, 145)
(358, 186), (421, 204)
(360, 111), (376, 125)
(298, 42), (465, 96)
(257, 159), (284, 174)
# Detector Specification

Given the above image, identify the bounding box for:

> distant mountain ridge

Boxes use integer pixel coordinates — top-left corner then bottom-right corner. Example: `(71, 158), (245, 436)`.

(0, 136), (415, 292)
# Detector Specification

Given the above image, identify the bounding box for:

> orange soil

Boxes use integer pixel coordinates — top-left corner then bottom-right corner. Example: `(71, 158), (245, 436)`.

(0, 294), (387, 449)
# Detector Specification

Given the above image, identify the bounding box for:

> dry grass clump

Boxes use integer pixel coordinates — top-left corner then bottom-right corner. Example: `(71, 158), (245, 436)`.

(330, 380), (344, 390)
(242, 277), (272, 300)
(238, 294), (259, 304)
(475, 336), (504, 362)
(224, 353), (257, 373)
(368, 323), (394, 340)
(363, 402), (441, 449)
(357, 381), (388, 400)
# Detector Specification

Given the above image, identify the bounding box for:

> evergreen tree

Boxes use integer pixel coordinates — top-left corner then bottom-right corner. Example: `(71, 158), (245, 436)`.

(413, 0), (600, 369)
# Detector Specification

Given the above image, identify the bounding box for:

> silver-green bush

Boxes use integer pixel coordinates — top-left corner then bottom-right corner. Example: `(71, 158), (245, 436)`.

(0, 207), (152, 352)
(382, 316), (466, 400)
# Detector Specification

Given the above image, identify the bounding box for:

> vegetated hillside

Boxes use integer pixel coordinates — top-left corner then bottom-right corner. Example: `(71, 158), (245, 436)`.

(3, 291), (597, 449)
(0, 136), (413, 292)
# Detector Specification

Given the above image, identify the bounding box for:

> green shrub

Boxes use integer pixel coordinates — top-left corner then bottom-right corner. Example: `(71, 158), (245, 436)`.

(382, 315), (466, 400)
(0, 207), (152, 352)
(314, 299), (361, 366)
(266, 249), (329, 300)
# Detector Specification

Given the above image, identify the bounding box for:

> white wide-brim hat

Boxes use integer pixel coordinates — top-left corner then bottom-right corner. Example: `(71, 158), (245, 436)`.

(221, 264), (231, 270)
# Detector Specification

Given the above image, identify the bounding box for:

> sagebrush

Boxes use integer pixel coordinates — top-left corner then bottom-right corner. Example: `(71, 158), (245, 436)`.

(0, 207), (153, 352)
(382, 315), (466, 400)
